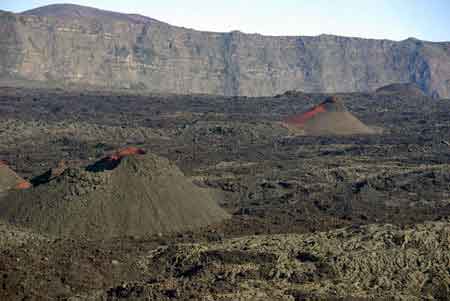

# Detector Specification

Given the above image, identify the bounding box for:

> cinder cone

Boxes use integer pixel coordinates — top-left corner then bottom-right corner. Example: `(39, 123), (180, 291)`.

(0, 150), (229, 239)
(282, 96), (374, 136)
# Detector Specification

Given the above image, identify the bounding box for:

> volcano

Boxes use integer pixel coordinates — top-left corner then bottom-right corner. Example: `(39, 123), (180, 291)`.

(282, 96), (375, 136)
(0, 151), (229, 239)
(0, 161), (31, 193)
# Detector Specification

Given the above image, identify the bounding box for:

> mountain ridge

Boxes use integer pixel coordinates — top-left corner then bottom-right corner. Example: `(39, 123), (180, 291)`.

(1, 4), (449, 97)
(19, 4), (446, 42)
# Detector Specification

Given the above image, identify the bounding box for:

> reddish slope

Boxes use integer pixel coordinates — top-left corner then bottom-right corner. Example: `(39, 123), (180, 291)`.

(284, 103), (327, 125)
(15, 181), (32, 189)
(110, 147), (146, 161)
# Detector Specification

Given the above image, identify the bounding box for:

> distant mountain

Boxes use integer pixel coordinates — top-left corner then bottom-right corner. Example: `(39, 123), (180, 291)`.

(376, 83), (427, 97)
(22, 3), (157, 24)
(1, 4), (449, 97)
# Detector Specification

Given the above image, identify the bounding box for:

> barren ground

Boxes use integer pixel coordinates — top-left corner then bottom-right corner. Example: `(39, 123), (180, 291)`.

(0, 87), (450, 300)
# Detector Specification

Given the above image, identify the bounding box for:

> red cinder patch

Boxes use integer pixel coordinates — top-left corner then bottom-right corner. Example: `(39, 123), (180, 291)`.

(15, 181), (32, 190)
(108, 147), (147, 162)
(87, 147), (147, 172)
(284, 104), (326, 126)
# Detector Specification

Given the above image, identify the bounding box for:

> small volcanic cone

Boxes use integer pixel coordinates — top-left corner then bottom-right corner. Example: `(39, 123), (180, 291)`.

(0, 151), (229, 239)
(282, 96), (374, 136)
(0, 161), (31, 193)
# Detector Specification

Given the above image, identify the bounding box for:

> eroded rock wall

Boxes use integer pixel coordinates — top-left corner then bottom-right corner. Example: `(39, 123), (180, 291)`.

(1, 11), (449, 97)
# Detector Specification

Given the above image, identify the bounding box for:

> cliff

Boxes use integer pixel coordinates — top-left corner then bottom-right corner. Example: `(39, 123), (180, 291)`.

(1, 4), (449, 97)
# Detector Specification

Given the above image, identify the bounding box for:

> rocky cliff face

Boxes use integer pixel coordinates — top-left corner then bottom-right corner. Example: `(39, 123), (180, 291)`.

(1, 4), (449, 97)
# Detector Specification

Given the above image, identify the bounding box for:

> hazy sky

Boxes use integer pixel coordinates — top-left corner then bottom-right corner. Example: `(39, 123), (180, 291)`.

(2, 0), (450, 41)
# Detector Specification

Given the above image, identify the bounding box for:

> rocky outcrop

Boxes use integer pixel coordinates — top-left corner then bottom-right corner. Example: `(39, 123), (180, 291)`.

(1, 4), (449, 97)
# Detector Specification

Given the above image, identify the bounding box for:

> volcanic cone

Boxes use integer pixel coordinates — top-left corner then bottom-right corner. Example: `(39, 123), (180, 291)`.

(282, 96), (374, 135)
(0, 151), (229, 239)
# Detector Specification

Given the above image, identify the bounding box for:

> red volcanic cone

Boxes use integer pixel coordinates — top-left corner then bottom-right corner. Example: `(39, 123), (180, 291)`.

(282, 96), (374, 136)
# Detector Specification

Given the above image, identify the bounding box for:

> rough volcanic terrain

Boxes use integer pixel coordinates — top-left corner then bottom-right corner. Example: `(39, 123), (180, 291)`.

(0, 86), (450, 299)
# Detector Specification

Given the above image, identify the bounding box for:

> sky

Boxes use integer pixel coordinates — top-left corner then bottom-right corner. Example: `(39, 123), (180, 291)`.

(1, 0), (450, 41)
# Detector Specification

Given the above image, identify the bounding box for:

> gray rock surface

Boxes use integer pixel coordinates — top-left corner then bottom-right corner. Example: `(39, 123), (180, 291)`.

(1, 4), (449, 97)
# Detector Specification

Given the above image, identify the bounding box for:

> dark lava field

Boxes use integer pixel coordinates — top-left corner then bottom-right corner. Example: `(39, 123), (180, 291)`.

(1, 87), (450, 300)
